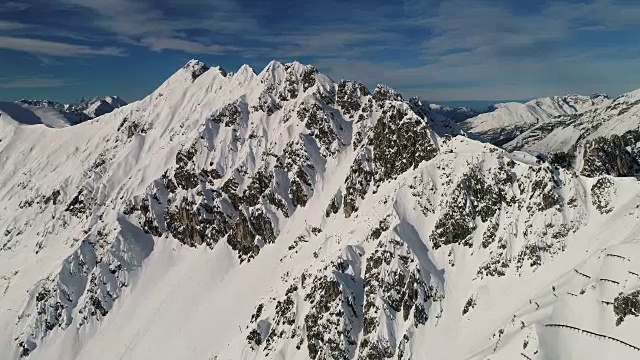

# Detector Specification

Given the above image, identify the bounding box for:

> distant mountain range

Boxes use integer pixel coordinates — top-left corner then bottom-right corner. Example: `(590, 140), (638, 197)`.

(458, 91), (640, 176)
(0, 96), (127, 127)
(432, 100), (515, 112)
(428, 103), (494, 123)
(460, 94), (611, 145)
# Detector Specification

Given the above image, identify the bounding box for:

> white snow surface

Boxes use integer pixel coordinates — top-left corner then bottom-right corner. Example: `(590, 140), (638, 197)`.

(0, 60), (639, 360)
(462, 94), (611, 144)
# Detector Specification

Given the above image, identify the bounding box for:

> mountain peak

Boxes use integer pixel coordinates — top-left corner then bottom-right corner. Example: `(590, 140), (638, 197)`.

(372, 84), (403, 102)
(103, 95), (126, 106)
(264, 59), (284, 69)
(235, 64), (255, 76)
(82, 96), (128, 118)
(182, 59), (211, 81)
(183, 58), (207, 69)
(258, 60), (286, 80)
(283, 60), (307, 73)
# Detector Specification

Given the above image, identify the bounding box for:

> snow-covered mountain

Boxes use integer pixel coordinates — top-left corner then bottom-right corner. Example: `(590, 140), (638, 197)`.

(429, 103), (484, 123)
(503, 89), (640, 177)
(1, 59), (640, 360)
(1, 96), (128, 127)
(71, 96), (128, 118)
(462, 94), (611, 145)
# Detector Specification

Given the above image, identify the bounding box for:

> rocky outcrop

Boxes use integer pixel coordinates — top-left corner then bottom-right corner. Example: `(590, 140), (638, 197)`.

(343, 104), (438, 218)
(614, 290), (640, 326)
(336, 81), (370, 117)
(17, 220), (153, 357)
(360, 231), (443, 359)
(582, 130), (640, 177)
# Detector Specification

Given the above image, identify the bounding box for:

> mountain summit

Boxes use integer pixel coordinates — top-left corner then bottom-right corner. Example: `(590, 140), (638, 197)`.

(1, 60), (640, 360)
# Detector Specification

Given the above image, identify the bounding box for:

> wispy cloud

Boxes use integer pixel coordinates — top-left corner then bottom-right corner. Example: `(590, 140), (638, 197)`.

(141, 37), (240, 54)
(0, 36), (124, 57)
(0, 20), (28, 30)
(547, 0), (640, 29)
(421, 1), (571, 59)
(58, 0), (257, 54)
(0, 77), (67, 89)
(0, 1), (30, 12)
(262, 28), (401, 59)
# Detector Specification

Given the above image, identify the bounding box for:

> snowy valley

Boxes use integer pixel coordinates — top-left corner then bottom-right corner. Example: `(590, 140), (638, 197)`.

(1, 59), (640, 360)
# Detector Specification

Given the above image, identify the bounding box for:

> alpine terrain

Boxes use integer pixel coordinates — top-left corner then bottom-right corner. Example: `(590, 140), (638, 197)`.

(429, 104), (485, 123)
(0, 96), (127, 128)
(1, 60), (640, 360)
(461, 94), (611, 145)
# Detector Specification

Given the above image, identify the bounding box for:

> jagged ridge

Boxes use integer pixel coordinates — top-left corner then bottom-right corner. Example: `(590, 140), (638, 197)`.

(1, 60), (640, 360)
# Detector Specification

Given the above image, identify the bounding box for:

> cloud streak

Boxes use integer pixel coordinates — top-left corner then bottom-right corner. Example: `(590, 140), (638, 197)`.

(0, 36), (124, 57)
(0, 1), (30, 12)
(0, 77), (67, 89)
(141, 37), (240, 54)
(0, 20), (28, 30)
(58, 0), (258, 54)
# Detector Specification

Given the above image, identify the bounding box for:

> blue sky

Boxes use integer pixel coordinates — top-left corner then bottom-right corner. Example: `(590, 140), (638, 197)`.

(1, 0), (640, 103)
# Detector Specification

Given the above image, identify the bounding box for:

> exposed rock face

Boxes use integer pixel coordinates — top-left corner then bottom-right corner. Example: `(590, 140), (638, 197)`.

(183, 59), (212, 81)
(369, 104), (438, 184)
(343, 151), (374, 218)
(165, 197), (230, 247)
(208, 101), (245, 127)
(591, 177), (615, 214)
(227, 212), (259, 262)
(359, 231), (443, 358)
(614, 290), (640, 326)
(342, 103), (438, 218)
(372, 84), (403, 103)
(582, 131), (640, 177)
(236, 135), (632, 360)
(336, 80), (370, 117)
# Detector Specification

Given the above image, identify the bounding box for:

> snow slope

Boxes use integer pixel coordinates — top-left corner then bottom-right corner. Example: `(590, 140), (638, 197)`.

(462, 95), (611, 145)
(1, 60), (640, 360)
